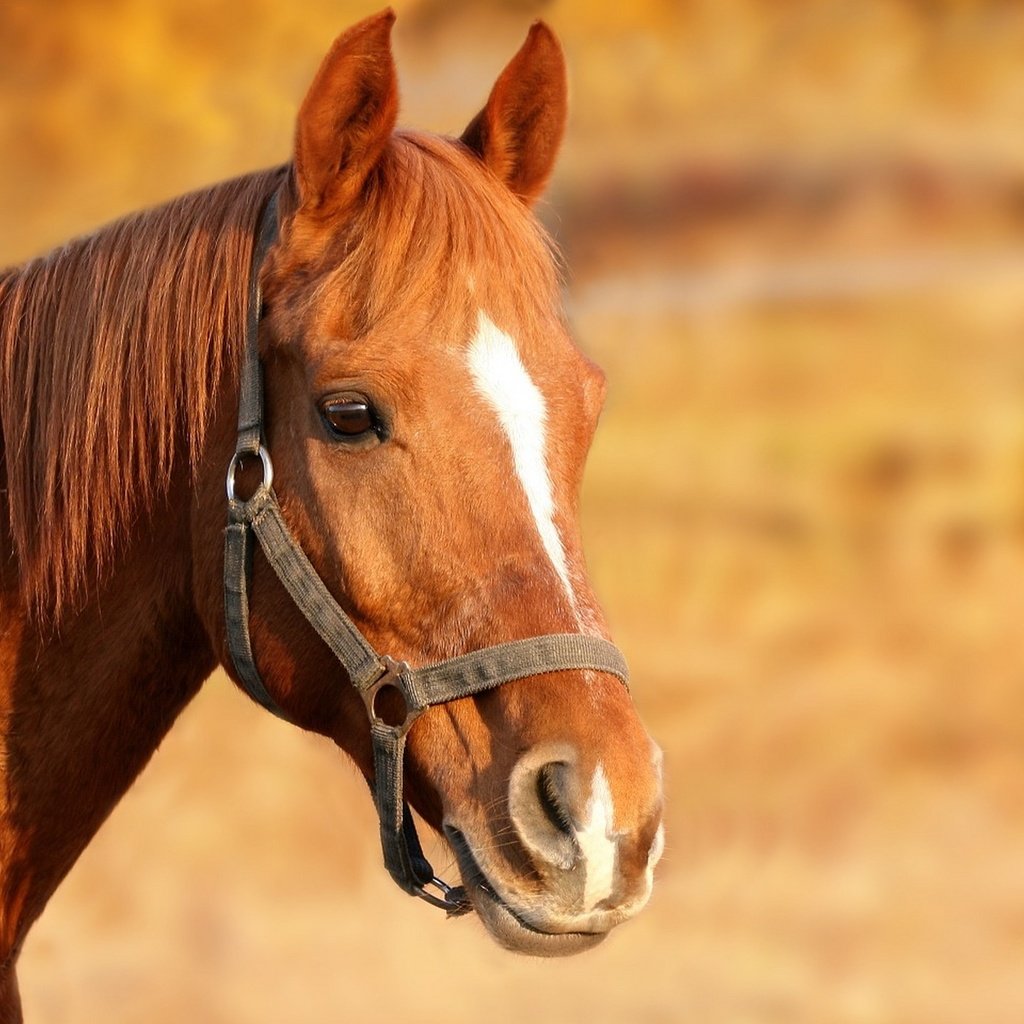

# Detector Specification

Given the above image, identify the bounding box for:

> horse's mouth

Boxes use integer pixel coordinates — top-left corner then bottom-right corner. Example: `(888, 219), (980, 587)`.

(443, 826), (606, 958)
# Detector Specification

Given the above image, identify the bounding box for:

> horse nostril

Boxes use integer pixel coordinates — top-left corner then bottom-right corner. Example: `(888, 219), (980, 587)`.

(536, 762), (575, 838)
(509, 753), (580, 872)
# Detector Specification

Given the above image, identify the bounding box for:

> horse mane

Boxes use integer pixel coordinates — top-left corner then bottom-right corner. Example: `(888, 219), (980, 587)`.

(0, 167), (285, 618)
(0, 129), (560, 623)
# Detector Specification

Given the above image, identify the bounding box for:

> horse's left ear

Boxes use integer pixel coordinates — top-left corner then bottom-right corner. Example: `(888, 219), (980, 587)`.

(460, 21), (568, 205)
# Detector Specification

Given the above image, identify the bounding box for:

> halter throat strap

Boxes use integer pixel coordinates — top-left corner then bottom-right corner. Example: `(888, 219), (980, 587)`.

(223, 192), (629, 914)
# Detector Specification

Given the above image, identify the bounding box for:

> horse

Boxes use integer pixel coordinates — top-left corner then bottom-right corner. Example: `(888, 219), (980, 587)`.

(0, 10), (664, 1018)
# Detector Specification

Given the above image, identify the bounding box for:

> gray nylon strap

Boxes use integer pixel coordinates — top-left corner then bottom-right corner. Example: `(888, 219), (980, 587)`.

(232, 485), (628, 709)
(240, 490), (382, 690)
(372, 724), (432, 889)
(404, 634), (628, 709)
(231, 481), (628, 901)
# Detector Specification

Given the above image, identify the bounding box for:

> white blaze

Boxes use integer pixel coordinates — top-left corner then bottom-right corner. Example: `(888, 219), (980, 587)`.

(575, 765), (617, 911)
(467, 310), (577, 611)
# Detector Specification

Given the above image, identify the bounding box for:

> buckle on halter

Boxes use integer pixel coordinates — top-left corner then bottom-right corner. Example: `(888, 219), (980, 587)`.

(413, 877), (474, 917)
(361, 656), (421, 736)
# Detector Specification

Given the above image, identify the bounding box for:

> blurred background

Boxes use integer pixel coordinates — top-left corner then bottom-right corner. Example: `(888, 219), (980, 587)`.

(3, 1), (1024, 1021)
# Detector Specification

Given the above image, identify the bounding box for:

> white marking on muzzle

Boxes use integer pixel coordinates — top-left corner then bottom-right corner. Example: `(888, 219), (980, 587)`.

(575, 765), (617, 911)
(467, 310), (577, 612)
(649, 823), (665, 868)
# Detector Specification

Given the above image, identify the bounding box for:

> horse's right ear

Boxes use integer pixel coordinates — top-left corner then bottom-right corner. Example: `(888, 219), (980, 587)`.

(293, 9), (398, 218)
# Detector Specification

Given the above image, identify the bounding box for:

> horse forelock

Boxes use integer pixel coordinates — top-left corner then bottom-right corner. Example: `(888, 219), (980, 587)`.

(0, 167), (285, 619)
(292, 131), (563, 342)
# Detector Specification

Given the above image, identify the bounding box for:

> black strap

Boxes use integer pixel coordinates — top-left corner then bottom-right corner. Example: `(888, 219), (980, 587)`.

(224, 520), (284, 717)
(235, 192), (279, 457)
(223, 190), (630, 913)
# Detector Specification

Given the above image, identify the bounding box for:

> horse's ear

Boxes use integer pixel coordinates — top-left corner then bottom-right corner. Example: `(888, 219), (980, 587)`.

(460, 21), (568, 205)
(293, 9), (399, 217)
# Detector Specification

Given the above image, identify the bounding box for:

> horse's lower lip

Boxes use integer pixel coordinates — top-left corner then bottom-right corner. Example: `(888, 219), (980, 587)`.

(443, 826), (606, 958)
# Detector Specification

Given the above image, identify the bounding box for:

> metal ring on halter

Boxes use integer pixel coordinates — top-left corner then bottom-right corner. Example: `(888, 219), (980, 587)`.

(361, 655), (422, 737)
(226, 445), (274, 502)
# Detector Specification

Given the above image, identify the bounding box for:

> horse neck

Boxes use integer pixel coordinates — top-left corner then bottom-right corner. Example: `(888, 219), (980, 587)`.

(0, 468), (214, 958)
(0, 337), (226, 969)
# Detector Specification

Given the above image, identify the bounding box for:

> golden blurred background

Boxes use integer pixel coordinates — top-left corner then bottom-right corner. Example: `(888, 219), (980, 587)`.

(4, 1), (1024, 1021)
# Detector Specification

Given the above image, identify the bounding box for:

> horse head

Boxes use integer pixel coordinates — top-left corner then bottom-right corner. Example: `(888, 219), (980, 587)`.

(195, 10), (664, 956)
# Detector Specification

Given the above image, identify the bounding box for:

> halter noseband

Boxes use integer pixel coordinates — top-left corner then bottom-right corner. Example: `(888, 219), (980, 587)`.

(223, 193), (629, 915)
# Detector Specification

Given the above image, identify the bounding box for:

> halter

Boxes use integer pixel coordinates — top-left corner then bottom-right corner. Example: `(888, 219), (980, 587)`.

(223, 192), (629, 915)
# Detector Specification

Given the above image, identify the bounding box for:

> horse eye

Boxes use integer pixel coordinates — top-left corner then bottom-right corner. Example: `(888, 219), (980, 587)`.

(319, 396), (379, 440)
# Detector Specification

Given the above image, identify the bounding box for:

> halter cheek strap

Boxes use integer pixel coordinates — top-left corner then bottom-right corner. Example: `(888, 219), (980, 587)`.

(223, 192), (630, 914)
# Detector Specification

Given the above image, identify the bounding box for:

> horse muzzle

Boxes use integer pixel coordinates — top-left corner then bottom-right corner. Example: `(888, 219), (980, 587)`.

(442, 743), (665, 957)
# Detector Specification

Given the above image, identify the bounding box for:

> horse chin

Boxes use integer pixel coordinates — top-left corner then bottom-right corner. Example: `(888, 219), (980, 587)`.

(444, 826), (607, 958)
(469, 884), (608, 958)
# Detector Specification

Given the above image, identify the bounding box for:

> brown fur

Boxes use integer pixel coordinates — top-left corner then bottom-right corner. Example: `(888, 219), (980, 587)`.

(0, 12), (663, 1017)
